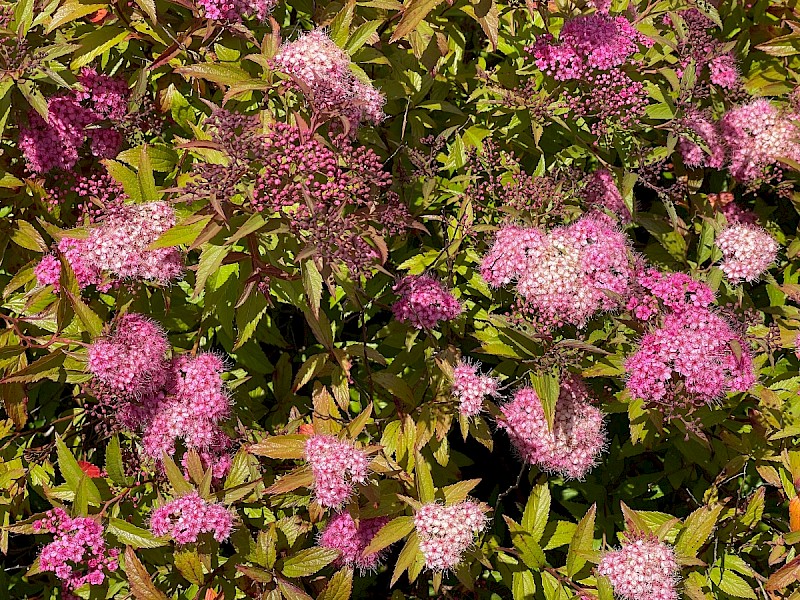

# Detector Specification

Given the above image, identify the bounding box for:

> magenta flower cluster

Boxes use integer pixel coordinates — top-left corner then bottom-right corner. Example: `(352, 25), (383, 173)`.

(304, 435), (369, 507)
(318, 511), (390, 571)
(19, 68), (128, 173)
(391, 275), (462, 329)
(481, 214), (635, 327)
(150, 492), (235, 544)
(715, 224), (778, 282)
(273, 29), (385, 129)
(33, 508), (119, 595)
(498, 377), (606, 480)
(197, 0), (277, 20)
(625, 271), (755, 412)
(414, 500), (487, 571)
(597, 536), (680, 600)
(452, 359), (499, 417)
(680, 99), (800, 184)
(35, 201), (183, 291)
(583, 169), (631, 222)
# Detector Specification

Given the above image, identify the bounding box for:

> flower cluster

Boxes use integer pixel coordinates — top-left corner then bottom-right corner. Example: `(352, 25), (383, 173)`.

(33, 508), (119, 596)
(715, 224), (778, 282)
(497, 377), (606, 479)
(35, 201), (183, 291)
(87, 313), (170, 396)
(391, 275), (462, 329)
(626, 269), (716, 321)
(597, 535), (680, 600)
(481, 214), (635, 327)
(19, 68), (129, 173)
(452, 359), (499, 417)
(583, 169), (631, 222)
(318, 512), (390, 571)
(150, 492), (235, 544)
(272, 30), (385, 128)
(625, 272), (755, 414)
(304, 435), (369, 507)
(197, 0), (277, 20)
(414, 501), (487, 571)
(680, 99), (800, 185)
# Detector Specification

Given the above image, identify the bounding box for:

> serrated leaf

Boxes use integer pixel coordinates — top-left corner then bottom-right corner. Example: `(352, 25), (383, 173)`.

(149, 216), (211, 249)
(108, 519), (166, 549)
(174, 546), (205, 585)
(11, 221), (47, 252)
(442, 479), (480, 504)
(766, 556), (800, 591)
(105, 435), (132, 486)
(363, 515), (415, 555)
(280, 547), (340, 578)
(162, 452), (193, 495)
(176, 63), (253, 86)
(522, 483), (550, 544)
(415, 452), (435, 503)
(265, 466), (314, 494)
(124, 546), (169, 600)
(345, 402), (372, 439)
(1, 349), (66, 384)
(675, 504), (723, 558)
(302, 260), (323, 319)
(319, 567), (353, 600)
(505, 516), (546, 569)
(391, 531), (420, 586)
(46, 2), (106, 33)
(71, 27), (129, 70)
(55, 435), (100, 504)
(566, 503), (595, 576)
(391, 0), (445, 42)
(531, 371), (559, 432)
(250, 434), (308, 459)
(193, 245), (229, 298)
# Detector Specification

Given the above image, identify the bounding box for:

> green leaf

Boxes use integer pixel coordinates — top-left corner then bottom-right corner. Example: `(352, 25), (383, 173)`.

(441, 479), (480, 504)
(138, 144), (159, 202)
(66, 289), (103, 337)
(345, 20), (382, 54)
(512, 570), (537, 600)
(319, 567), (353, 600)
(329, 0), (356, 46)
(302, 260), (323, 319)
(280, 547), (340, 578)
(391, 531), (421, 586)
(56, 435), (101, 505)
(363, 515), (415, 555)
(174, 546), (205, 585)
(345, 402), (373, 439)
(505, 516), (546, 569)
(712, 568), (756, 599)
(566, 503), (596, 576)
(415, 452), (435, 503)
(108, 519), (167, 549)
(2, 349), (66, 384)
(176, 63), (253, 86)
(531, 371), (560, 432)
(162, 452), (193, 495)
(102, 160), (143, 203)
(277, 578), (313, 600)
(105, 435), (132, 486)
(675, 504), (723, 558)
(148, 216), (212, 249)
(522, 483), (550, 544)
(117, 145), (178, 172)
(46, 2), (106, 33)
(391, 0), (444, 42)
(71, 27), (129, 70)
(133, 0), (157, 22)
(193, 245), (230, 298)
(249, 434), (308, 459)
(373, 372), (415, 406)
(11, 221), (47, 252)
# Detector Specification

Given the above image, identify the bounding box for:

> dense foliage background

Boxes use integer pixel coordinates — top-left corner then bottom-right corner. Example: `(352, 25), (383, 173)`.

(3, 0), (800, 598)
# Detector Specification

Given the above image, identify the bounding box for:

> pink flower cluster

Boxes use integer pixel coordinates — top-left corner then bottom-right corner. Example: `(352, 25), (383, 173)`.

(87, 313), (170, 396)
(452, 359), (499, 417)
(414, 500), (487, 571)
(716, 224), (778, 282)
(680, 100), (800, 184)
(272, 30), (385, 128)
(304, 435), (369, 507)
(318, 511), (389, 571)
(197, 0), (277, 20)
(150, 492), (234, 544)
(35, 202), (183, 292)
(597, 535), (680, 600)
(481, 214), (635, 327)
(33, 508), (119, 595)
(19, 68), (129, 173)
(625, 305), (755, 412)
(626, 269), (716, 321)
(584, 169), (631, 222)
(392, 275), (462, 329)
(497, 377), (606, 480)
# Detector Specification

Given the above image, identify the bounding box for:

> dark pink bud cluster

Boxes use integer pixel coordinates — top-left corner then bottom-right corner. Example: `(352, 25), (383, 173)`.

(197, 0), (277, 21)
(597, 535), (680, 600)
(583, 169), (631, 222)
(35, 201), (183, 292)
(33, 508), (119, 594)
(414, 500), (487, 571)
(391, 275), (462, 330)
(304, 435), (369, 508)
(497, 376), (606, 480)
(481, 214), (635, 327)
(150, 491), (234, 544)
(272, 29), (385, 128)
(452, 359), (499, 417)
(318, 512), (390, 571)
(87, 313), (170, 396)
(716, 224), (778, 283)
(19, 68), (129, 173)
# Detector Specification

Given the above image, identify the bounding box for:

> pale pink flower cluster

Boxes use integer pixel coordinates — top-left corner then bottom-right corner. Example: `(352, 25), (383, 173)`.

(680, 100), (800, 183)
(19, 68), (129, 173)
(272, 30), (385, 128)
(197, 0), (277, 20)
(33, 508), (119, 595)
(497, 377), (606, 480)
(715, 224), (778, 282)
(35, 202), (183, 291)
(481, 214), (635, 327)
(452, 359), (499, 417)
(414, 501), (487, 571)
(597, 536), (680, 600)
(318, 511), (389, 571)
(583, 169), (631, 222)
(150, 492), (234, 544)
(87, 313), (170, 396)
(304, 435), (369, 507)
(392, 275), (462, 329)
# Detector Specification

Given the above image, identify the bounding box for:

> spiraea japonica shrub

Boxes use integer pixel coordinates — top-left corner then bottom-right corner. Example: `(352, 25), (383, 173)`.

(3, 0), (800, 598)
